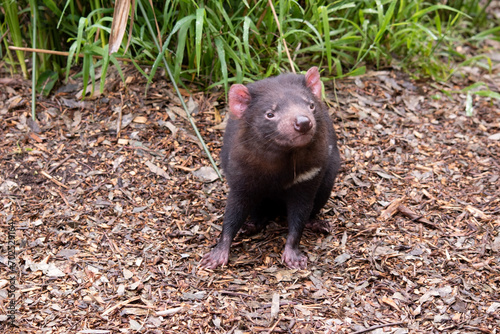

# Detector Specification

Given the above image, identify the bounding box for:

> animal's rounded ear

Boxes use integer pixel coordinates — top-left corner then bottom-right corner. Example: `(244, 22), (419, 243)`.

(228, 84), (251, 119)
(305, 67), (322, 100)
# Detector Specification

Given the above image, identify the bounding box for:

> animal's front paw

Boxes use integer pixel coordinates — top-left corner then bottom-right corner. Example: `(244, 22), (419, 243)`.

(282, 246), (307, 269)
(200, 247), (229, 269)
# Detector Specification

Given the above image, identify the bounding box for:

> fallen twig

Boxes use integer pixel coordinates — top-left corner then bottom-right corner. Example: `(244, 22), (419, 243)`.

(9, 46), (130, 61)
(56, 188), (72, 207)
(48, 154), (73, 174)
(379, 196), (438, 229)
(379, 196), (406, 220)
(40, 170), (69, 189)
(266, 315), (283, 334)
(397, 204), (438, 229)
(102, 296), (141, 317)
(351, 321), (405, 334)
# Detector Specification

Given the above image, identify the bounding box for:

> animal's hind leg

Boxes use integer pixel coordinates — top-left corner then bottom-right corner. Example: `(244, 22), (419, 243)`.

(241, 199), (282, 235)
(241, 215), (268, 235)
(310, 173), (335, 217)
(306, 181), (333, 233)
(305, 219), (331, 233)
(307, 164), (338, 233)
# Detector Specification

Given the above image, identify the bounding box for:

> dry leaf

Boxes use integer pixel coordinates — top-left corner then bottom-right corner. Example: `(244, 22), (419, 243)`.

(381, 296), (400, 311)
(192, 166), (218, 183)
(109, 0), (131, 54)
(145, 160), (169, 179)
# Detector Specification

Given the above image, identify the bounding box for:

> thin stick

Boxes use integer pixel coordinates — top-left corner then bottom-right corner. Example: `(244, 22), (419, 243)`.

(8, 46), (130, 62)
(351, 322), (405, 334)
(397, 204), (438, 229)
(101, 296), (141, 317)
(268, 0), (295, 73)
(266, 315), (282, 334)
(56, 189), (72, 207)
(103, 232), (123, 272)
(379, 196), (406, 221)
(40, 171), (69, 189)
(48, 154), (73, 174)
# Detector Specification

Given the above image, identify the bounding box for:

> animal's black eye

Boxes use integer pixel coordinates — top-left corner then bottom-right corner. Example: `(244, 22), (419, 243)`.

(266, 112), (275, 119)
(309, 102), (315, 111)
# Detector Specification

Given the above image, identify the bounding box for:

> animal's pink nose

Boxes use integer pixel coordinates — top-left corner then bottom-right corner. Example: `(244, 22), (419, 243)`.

(294, 116), (312, 133)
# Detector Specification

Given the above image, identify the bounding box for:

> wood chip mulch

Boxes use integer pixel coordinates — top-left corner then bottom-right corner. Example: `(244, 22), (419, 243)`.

(0, 65), (499, 333)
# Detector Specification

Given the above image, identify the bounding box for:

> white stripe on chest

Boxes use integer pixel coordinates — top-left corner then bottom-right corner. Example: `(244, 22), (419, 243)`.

(286, 167), (322, 189)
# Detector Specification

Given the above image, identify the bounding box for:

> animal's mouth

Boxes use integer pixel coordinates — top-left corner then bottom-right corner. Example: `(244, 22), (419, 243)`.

(292, 132), (314, 147)
(275, 132), (314, 148)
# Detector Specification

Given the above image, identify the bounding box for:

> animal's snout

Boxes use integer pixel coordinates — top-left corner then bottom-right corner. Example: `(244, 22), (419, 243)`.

(294, 115), (312, 133)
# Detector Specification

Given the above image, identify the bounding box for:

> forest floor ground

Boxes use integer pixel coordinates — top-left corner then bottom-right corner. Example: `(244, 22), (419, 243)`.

(0, 57), (499, 333)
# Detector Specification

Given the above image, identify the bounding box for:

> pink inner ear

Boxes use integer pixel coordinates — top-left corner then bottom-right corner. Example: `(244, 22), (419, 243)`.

(228, 84), (251, 119)
(305, 67), (322, 99)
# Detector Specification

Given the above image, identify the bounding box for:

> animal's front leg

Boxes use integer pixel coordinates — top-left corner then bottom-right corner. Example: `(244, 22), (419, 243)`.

(200, 192), (251, 269)
(282, 192), (314, 269)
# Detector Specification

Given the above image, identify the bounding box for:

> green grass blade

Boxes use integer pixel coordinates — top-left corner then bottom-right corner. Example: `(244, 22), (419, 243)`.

(214, 1), (235, 32)
(36, 71), (59, 97)
(474, 90), (500, 100)
(469, 26), (500, 41)
(3, 0), (28, 78)
(214, 36), (228, 96)
(89, 53), (96, 98)
(65, 42), (78, 82)
(411, 5), (469, 21)
(75, 17), (88, 62)
(434, 10), (442, 36)
(148, 14), (195, 86)
(195, 7), (205, 75)
(242, 16), (256, 70)
(345, 65), (366, 77)
(334, 57), (342, 77)
(42, 0), (62, 17)
(100, 45), (110, 94)
(319, 6), (331, 73)
(174, 23), (189, 81)
(82, 51), (91, 99)
(57, 0), (73, 28)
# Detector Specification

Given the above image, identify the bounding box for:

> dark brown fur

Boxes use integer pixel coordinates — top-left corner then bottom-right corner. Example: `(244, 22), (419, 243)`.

(201, 67), (341, 269)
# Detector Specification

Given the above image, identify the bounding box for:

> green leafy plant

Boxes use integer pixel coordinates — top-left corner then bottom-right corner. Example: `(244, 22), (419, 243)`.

(2, 0), (28, 78)
(1, 0), (499, 92)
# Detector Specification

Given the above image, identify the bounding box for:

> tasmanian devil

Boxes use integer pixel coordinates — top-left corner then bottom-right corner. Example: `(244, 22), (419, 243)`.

(200, 67), (341, 269)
